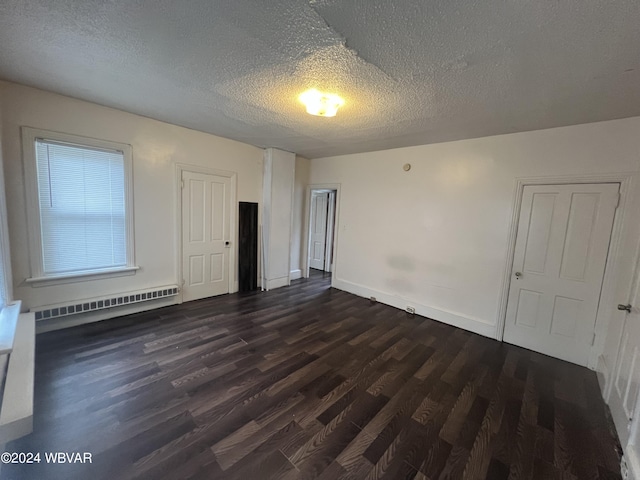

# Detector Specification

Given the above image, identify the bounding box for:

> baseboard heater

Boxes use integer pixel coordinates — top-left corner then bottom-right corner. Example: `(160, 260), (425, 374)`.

(31, 285), (180, 321)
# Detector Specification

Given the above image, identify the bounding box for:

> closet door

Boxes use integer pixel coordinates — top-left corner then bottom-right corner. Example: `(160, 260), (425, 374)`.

(238, 202), (258, 292)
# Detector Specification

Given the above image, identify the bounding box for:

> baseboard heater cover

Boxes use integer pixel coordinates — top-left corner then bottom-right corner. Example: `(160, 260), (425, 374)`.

(31, 285), (180, 321)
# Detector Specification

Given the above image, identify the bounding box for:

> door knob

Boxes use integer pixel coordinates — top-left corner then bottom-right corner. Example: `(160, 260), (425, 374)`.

(618, 304), (632, 313)
(514, 272), (522, 278)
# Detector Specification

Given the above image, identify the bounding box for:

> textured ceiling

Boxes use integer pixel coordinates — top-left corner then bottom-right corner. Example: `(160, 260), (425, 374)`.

(0, 0), (638, 158)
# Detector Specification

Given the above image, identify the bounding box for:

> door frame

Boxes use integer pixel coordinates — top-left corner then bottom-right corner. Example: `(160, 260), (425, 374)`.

(625, 351), (640, 480)
(496, 173), (633, 370)
(308, 190), (330, 271)
(324, 190), (337, 272)
(175, 163), (238, 301)
(303, 183), (341, 279)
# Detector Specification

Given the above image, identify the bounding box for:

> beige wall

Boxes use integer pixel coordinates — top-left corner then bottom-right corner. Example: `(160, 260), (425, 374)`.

(291, 156), (310, 279)
(262, 148), (295, 290)
(0, 102), (12, 304)
(3, 79), (640, 391)
(0, 81), (264, 329)
(310, 117), (640, 375)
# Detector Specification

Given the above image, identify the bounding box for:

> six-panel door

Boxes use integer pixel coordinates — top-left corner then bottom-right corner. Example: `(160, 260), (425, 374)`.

(182, 171), (231, 302)
(309, 192), (329, 271)
(504, 183), (619, 366)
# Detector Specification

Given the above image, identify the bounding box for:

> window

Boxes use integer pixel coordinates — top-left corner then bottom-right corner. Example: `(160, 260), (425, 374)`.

(23, 128), (136, 283)
(0, 229), (6, 310)
(0, 163), (9, 308)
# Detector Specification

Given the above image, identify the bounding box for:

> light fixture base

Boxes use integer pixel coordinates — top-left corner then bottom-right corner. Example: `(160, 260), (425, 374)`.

(299, 89), (344, 117)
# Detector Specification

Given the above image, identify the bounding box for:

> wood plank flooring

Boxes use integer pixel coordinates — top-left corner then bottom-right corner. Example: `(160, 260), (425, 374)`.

(2, 271), (622, 479)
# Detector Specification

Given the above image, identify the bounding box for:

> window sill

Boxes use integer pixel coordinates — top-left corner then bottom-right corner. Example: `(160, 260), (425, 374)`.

(0, 310), (35, 444)
(26, 266), (140, 287)
(0, 301), (21, 355)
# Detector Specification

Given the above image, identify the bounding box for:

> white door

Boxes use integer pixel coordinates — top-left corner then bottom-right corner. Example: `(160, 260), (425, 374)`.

(182, 171), (231, 302)
(609, 263), (640, 457)
(504, 183), (619, 366)
(309, 192), (329, 270)
(323, 191), (336, 272)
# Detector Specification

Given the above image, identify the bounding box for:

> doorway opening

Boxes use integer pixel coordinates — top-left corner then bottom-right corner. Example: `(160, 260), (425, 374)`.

(305, 188), (337, 279)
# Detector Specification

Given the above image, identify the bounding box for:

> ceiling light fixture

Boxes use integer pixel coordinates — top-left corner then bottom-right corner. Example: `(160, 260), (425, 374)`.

(299, 89), (344, 117)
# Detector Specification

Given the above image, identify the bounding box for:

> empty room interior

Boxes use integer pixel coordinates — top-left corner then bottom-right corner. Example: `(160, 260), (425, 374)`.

(1, 1), (640, 479)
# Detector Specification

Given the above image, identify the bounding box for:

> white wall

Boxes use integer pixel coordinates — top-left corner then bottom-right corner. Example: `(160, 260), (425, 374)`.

(310, 117), (640, 365)
(0, 104), (11, 305)
(290, 156), (310, 280)
(0, 81), (264, 330)
(262, 148), (295, 290)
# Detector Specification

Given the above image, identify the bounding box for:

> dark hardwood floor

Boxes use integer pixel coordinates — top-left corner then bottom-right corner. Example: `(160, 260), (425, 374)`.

(2, 271), (622, 479)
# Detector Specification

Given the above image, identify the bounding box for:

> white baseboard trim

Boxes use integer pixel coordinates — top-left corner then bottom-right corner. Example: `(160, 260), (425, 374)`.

(596, 354), (610, 398)
(625, 450), (640, 480)
(331, 277), (497, 339)
(265, 276), (289, 291)
(290, 269), (302, 280)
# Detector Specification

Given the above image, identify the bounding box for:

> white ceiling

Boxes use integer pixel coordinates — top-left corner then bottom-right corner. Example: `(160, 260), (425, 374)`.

(0, 0), (638, 159)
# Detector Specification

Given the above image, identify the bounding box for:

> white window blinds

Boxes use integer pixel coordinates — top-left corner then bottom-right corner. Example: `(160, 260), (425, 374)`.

(35, 139), (127, 276)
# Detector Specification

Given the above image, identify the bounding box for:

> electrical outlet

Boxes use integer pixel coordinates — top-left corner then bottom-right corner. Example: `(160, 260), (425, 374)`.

(406, 306), (416, 315)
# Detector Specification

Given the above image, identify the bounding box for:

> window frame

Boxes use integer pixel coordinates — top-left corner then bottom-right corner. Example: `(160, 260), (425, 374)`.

(0, 138), (12, 307)
(22, 127), (137, 286)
